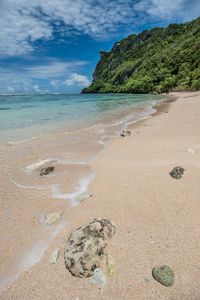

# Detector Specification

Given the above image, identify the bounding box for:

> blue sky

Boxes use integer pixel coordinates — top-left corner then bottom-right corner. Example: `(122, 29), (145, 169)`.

(0, 0), (199, 94)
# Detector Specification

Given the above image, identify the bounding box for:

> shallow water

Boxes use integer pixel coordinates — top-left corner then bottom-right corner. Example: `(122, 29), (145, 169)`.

(0, 93), (166, 291)
(0, 93), (164, 143)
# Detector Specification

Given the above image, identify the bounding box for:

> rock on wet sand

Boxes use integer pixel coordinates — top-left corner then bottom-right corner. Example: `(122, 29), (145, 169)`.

(64, 218), (116, 278)
(45, 210), (62, 225)
(120, 130), (132, 137)
(39, 166), (55, 176)
(76, 193), (93, 203)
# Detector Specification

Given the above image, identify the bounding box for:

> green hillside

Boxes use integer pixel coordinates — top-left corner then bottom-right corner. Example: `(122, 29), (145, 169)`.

(82, 17), (200, 94)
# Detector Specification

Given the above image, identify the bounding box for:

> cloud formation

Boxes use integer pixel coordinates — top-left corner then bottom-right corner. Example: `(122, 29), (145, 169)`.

(0, 0), (199, 93)
(63, 73), (90, 87)
(0, 58), (89, 93)
(0, 0), (199, 57)
(135, 0), (200, 20)
(0, 0), (135, 56)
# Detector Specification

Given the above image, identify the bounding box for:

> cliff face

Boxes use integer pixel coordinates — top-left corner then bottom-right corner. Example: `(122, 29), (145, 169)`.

(82, 17), (200, 94)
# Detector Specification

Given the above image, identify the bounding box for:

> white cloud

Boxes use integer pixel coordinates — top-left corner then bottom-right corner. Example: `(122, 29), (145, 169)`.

(0, 58), (89, 93)
(1, 0), (198, 57)
(50, 79), (60, 87)
(22, 60), (87, 79)
(0, 0), (135, 56)
(7, 86), (15, 93)
(64, 73), (90, 87)
(135, 0), (200, 21)
(33, 85), (42, 93)
(0, 59), (87, 80)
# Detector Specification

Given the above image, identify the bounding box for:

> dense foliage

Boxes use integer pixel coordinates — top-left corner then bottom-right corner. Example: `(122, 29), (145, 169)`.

(82, 17), (200, 94)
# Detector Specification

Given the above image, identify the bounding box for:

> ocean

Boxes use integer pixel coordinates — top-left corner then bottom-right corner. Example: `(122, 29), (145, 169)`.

(0, 93), (165, 143)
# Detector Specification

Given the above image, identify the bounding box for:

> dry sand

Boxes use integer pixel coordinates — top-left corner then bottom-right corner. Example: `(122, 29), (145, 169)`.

(1, 91), (200, 300)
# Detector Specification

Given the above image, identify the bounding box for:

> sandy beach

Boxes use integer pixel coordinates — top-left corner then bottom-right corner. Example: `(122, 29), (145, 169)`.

(1, 91), (200, 299)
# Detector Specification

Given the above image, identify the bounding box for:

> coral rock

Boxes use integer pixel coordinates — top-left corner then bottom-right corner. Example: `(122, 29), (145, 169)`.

(169, 166), (185, 179)
(40, 166), (55, 176)
(64, 218), (116, 278)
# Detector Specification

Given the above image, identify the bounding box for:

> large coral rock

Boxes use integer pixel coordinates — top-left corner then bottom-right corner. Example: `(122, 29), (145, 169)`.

(64, 218), (116, 278)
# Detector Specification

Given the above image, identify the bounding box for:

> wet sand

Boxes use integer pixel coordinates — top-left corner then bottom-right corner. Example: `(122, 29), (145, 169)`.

(1, 91), (200, 299)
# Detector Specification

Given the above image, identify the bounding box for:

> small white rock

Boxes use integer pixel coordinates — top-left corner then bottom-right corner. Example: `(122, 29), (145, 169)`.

(187, 148), (194, 156)
(50, 248), (60, 264)
(106, 254), (116, 277)
(76, 193), (92, 203)
(90, 268), (107, 287)
(7, 141), (15, 146)
(45, 210), (62, 225)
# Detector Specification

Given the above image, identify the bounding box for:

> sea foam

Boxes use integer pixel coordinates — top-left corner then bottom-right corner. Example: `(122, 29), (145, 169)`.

(53, 173), (95, 206)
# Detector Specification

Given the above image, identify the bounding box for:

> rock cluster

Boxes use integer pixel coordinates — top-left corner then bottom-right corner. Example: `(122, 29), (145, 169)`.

(120, 130), (132, 137)
(169, 166), (185, 179)
(64, 218), (116, 278)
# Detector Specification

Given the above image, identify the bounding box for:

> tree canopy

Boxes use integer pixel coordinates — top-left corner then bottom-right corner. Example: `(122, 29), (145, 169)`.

(82, 17), (200, 94)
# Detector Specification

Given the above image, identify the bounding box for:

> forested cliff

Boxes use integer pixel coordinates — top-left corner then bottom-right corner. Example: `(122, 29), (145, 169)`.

(82, 17), (200, 94)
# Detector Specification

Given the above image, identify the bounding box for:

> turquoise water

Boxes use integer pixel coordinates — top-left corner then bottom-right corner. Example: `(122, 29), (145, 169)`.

(0, 93), (164, 143)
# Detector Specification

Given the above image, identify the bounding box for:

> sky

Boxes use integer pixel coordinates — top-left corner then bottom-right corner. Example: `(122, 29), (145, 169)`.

(0, 0), (199, 94)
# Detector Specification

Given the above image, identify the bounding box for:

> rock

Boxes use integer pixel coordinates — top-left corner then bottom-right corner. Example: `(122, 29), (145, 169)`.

(152, 265), (175, 287)
(144, 276), (151, 283)
(7, 141), (15, 146)
(45, 210), (62, 225)
(187, 148), (194, 156)
(120, 130), (132, 137)
(64, 218), (116, 278)
(106, 254), (116, 276)
(90, 268), (107, 287)
(76, 193), (93, 203)
(169, 166), (185, 179)
(50, 248), (60, 264)
(39, 166), (55, 176)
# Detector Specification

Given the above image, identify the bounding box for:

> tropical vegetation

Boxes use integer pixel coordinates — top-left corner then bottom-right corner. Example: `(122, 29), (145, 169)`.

(82, 17), (200, 94)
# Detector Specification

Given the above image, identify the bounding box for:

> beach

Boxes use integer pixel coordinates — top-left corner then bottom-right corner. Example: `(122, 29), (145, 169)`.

(1, 91), (200, 299)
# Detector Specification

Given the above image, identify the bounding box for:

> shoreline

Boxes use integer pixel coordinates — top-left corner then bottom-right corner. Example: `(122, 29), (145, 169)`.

(1, 91), (200, 299)
(0, 94), (166, 292)
(0, 93), (179, 294)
